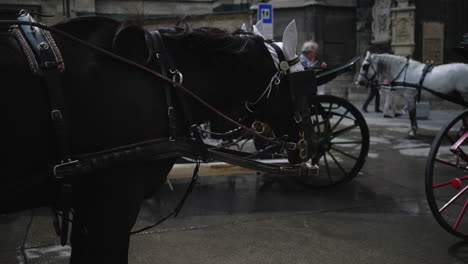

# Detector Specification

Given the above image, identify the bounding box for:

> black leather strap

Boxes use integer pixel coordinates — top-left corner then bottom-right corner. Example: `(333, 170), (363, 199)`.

(151, 31), (203, 147)
(17, 10), (64, 75)
(149, 31), (177, 141)
(17, 10), (71, 246)
(418, 63), (434, 102)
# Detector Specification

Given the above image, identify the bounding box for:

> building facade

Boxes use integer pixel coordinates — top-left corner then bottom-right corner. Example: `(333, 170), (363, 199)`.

(3, 0), (468, 107)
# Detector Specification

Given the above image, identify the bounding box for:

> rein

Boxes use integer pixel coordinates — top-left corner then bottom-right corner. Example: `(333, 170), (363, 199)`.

(0, 20), (299, 151)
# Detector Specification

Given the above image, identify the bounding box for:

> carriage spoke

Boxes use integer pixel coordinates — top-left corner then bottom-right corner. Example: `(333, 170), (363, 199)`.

(453, 198), (468, 231)
(456, 149), (468, 163)
(447, 134), (455, 144)
(327, 150), (348, 176)
(330, 110), (349, 133)
(331, 123), (359, 139)
(314, 111), (321, 136)
(331, 147), (359, 160)
(449, 131), (468, 161)
(433, 175), (468, 188)
(439, 185), (468, 213)
(323, 153), (333, 184)
(324, 103), (333, 134)
(435, 158), (468, 171)
(332, 141), (363, 145)
(463, 118), (468, 132)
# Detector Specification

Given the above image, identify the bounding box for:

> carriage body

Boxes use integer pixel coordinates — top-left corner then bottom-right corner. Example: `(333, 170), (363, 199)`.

(204, 56), (369, 188)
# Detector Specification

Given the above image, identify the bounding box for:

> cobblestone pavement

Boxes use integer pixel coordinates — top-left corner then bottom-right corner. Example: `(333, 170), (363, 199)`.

(2, 106), (468, 264)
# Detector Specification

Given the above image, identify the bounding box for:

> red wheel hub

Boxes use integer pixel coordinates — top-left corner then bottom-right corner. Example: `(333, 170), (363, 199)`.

(452, 178), (462, 189)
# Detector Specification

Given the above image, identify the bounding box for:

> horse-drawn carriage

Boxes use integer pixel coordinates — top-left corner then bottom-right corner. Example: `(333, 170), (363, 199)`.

(1, 10), (370, 263)
(199, 56), (369, 188)
(357, 34), (468, 239)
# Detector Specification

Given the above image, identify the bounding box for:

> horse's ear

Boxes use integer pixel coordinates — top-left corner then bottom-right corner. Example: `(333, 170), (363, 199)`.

(281, 20), (298, 60)
(112, 23), (150, 64)
(253, 20), (266, 40)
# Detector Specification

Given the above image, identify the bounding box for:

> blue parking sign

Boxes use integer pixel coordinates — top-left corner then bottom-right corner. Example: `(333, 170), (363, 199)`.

(258, 3), (273, 24)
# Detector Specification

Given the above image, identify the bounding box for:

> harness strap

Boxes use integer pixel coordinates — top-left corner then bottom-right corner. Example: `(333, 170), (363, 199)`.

(418, 63), (434, 102)
(54, 137), (208, 178)
(16, 10), (70, 246)
(17, 10), (65, 74)
(130, 159), (200, 235)
(392, 56), (410, 84)
(148, 30), (177, 141)
(150, 30), (206, 152)
(270, 43), (287, 72)
(11, 28), (39, 74)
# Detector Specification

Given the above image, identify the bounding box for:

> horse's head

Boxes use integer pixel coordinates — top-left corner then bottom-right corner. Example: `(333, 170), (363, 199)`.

(244, 20), (316, 164)
(357, 51), (379, 86)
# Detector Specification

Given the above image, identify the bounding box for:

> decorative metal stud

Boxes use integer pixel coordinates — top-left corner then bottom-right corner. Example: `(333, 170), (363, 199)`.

(38, 42), (49, 50)
(279, 61), (289, 72)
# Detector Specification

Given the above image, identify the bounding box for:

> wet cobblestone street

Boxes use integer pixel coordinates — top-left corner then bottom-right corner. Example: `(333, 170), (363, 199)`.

(2, 109), (468, 264)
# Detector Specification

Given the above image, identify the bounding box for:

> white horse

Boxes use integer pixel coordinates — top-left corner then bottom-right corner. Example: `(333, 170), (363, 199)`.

(357, 51), (468, 137)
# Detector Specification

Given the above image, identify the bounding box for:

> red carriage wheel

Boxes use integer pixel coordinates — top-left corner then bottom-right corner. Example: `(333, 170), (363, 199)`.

(426, 109), (468, 239)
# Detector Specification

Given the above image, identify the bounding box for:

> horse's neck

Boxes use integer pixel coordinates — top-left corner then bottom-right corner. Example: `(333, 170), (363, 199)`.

(377, 55), (425, 83)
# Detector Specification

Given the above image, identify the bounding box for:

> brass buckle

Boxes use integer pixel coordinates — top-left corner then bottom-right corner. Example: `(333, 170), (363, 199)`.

(53, 159), (79, 179)
(297, 131), (308, 160)
(251, 120), (266, 134)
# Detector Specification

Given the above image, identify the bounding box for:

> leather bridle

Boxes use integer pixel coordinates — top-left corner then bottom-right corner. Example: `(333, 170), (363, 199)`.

(244, 40), (315, 160)
(359, 55), (379, 84)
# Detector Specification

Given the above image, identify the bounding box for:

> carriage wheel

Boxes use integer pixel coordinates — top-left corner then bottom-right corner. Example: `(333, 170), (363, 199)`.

(296, 95), (370, 187)
(426, 110), (468, 239)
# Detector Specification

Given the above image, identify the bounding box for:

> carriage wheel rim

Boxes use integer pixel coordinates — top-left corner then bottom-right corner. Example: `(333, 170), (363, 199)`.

(296, 95), (369, 188)
(426, 110), (468, 239)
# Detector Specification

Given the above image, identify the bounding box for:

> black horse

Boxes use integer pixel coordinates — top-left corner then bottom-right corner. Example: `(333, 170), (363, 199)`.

(1, 13), (314, 264)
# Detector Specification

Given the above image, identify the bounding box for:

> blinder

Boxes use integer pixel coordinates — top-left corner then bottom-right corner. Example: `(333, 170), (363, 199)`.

(359, 56), (378, 84)
(287, 69), (317, 123)
(268, 43), (316, 161)
(268, 43), (316, 122)
(362, 63), (369, 71)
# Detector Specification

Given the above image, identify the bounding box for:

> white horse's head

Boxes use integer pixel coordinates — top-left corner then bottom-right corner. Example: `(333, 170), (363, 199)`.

(357, 51), (379, 86)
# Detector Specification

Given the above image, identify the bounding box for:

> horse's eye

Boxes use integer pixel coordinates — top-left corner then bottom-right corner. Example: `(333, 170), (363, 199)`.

(362, 64), (369, 71)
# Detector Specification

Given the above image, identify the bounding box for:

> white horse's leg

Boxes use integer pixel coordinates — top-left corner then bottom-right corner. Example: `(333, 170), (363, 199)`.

(383, 91), (395, 117)
(407, 95), (418, 137)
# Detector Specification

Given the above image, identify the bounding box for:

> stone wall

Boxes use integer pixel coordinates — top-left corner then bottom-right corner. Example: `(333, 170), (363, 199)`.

(352, 0), (375, 103)
(251, 0), (361, 102)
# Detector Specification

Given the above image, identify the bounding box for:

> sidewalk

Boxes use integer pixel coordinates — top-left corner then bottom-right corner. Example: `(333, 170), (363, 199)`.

(354, 102), (463, 133)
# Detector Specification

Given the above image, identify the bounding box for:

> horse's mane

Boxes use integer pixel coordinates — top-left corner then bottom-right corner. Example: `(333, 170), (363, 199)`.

(374, 53), (418, 76)
(160, 27), (266, 56)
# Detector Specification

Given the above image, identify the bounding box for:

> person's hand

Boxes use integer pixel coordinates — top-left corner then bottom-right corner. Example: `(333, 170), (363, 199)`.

(321, 61), (327, 68)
